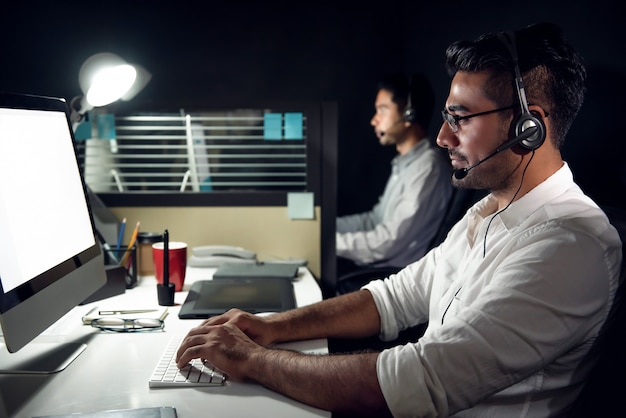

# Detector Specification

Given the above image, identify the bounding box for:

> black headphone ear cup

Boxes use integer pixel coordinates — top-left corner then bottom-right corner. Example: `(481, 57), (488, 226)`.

(404, 74), (416, 124)
(403, 107), (416, 123)
(514, 110), (546, 150)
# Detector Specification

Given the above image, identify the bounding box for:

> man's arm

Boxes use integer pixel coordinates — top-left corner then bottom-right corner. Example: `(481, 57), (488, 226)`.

(176, 290), (391, 416)
(336, 208), (379, 233)
(249, 343), (390, 416)
(191, 289), (382, 346)
(177, 318), (391, 416)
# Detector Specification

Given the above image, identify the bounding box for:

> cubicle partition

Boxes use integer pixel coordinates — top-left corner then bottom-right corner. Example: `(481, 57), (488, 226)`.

(78, 101), (338, 296)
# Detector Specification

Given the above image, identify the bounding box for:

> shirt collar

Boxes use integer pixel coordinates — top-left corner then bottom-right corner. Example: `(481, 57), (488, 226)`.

(392, 139), (430, 168)
(470, 162), (573, 229)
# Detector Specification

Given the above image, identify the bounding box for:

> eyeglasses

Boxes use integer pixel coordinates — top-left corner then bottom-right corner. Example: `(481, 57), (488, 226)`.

(441, 104), (516, 133)
(90, 318), (165, 333)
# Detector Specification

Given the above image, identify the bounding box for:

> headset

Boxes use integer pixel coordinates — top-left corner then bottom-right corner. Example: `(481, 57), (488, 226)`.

(403, 74), (417, 123)
(498, 31), (546, 151)
(454, 32), (547, 180)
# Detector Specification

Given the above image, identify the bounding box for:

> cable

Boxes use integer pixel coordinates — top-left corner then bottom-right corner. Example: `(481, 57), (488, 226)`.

(482, 150), (536, 257)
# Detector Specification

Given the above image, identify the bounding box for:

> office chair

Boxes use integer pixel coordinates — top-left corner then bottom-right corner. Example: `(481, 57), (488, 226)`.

(566, 205), (626, 417)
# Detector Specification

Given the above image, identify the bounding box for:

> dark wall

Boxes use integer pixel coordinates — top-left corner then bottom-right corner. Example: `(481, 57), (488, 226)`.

(1, 0), (624, 215)
(401, 0), (626, 213)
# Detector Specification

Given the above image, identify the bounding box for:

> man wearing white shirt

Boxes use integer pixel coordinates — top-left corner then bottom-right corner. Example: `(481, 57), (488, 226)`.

(177, 23), (622, 417)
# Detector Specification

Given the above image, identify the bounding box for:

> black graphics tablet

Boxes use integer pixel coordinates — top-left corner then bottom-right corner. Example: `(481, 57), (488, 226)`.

(178, 278), (296, 319)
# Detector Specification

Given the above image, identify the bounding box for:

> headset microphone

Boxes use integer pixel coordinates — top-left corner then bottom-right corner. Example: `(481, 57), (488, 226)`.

(453, 126), (538, 180)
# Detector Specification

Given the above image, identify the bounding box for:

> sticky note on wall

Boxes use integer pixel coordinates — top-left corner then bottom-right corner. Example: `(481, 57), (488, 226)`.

(74, 118), (92, 140)
(97, 113), (116, 140)
(288, 192), (314, 220)
(284, 112), (303, 140)
(264, 113), (282, 140)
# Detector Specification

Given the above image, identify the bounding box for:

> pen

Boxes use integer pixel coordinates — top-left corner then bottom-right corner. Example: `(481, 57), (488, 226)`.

(116, 217), (127, 250)
(120, 221), (140, 266)
(98, 309), (158, 315)
(94, 228), (120, 263)
(163, 229), (169, 287)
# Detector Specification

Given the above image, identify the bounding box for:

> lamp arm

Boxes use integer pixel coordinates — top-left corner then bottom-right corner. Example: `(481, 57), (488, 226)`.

(70, 95), (95, 132)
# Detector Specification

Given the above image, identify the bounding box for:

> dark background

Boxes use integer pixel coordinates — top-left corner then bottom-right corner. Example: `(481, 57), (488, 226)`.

(1, 0), (624, 215)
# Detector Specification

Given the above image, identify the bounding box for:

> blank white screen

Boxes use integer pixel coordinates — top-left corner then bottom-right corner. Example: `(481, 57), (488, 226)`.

(0, 108), (94, 293)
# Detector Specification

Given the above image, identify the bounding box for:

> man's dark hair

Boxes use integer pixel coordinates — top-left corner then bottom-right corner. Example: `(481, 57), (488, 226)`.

(378, 73), (435, 131)
(444, 22), (586, 148)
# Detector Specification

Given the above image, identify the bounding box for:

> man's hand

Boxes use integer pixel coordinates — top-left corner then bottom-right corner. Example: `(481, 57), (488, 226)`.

(175, 318), (265, 381)
(197, 308), (278, 347)
(173, 300), (390, 416)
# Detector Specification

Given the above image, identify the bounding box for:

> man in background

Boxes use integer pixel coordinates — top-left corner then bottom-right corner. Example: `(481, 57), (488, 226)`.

(336, 74), (452, 291)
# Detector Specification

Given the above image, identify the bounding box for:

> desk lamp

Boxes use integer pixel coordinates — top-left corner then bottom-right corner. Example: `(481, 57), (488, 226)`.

(70, 52), (151, 130)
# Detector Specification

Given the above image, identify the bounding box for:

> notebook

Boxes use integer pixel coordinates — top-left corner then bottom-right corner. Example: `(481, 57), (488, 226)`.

(212, 262), (299, 280)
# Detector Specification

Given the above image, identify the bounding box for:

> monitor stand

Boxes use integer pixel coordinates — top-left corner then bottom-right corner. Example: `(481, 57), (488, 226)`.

(0, 341), (86, 374)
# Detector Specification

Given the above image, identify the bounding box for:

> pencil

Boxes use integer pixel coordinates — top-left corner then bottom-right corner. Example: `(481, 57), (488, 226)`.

(120, 221), (140, 266)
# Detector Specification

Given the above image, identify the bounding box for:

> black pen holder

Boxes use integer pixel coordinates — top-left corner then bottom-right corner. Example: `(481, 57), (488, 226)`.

(157, 283), (176, 306)
(102, 244), (138, 289)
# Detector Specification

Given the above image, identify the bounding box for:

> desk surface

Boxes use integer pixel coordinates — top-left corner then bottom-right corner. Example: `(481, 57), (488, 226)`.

(1, 267), (331, 418)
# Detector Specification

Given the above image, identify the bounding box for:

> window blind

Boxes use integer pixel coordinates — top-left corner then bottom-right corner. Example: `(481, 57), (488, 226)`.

(76, 109), (307, 193)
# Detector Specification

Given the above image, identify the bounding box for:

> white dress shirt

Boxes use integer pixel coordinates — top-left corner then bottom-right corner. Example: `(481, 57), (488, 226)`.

(364, 163), (622, 417)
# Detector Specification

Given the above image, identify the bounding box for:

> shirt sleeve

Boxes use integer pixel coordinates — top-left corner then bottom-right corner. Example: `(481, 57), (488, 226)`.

(336, 203), (381, 234)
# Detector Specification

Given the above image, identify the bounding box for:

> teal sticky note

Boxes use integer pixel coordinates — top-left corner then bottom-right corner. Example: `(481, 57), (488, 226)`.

(97, 113), (116, 140)
(264, 113), (282, 140)
(200, 175), (213, 191)
(284, 112), (303, 140)
(288, 192), (314, 220)
(74, 119), (92, 141)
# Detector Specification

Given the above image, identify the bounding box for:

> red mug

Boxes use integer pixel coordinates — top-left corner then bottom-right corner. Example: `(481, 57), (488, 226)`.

(152, 241), (187, 292)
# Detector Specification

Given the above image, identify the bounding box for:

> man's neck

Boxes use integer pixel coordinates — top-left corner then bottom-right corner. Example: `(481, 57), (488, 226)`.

(396, 136), (422, 155)
(396, 124), (426, 155)
(492, 155), (564, 210)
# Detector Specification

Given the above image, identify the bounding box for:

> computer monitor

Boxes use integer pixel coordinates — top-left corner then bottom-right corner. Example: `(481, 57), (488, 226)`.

(0, 92), (107, 373)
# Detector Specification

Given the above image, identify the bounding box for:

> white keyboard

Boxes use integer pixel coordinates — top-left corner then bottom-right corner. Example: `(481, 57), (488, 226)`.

(149, 335), (226, 388)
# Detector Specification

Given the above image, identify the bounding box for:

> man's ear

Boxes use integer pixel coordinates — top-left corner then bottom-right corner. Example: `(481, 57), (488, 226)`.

(528, 104), (549, 120)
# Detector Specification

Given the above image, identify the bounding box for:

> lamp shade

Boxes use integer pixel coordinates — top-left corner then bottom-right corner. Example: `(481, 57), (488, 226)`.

(71, 52), (151, 129)
(78, 52), (147, 107)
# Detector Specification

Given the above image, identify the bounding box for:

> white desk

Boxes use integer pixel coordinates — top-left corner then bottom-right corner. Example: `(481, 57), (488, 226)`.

(1, 267), (331, 418)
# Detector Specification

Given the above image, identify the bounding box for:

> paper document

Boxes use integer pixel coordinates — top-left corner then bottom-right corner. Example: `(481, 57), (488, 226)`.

(82, 306), (169, 325)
